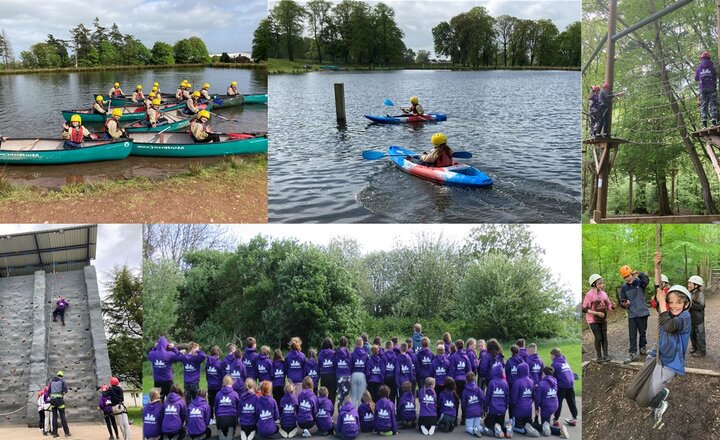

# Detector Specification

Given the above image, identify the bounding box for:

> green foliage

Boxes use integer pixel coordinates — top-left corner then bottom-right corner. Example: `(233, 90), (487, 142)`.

(97, 40), (120, 65)
(415, 50), (430, 64)
(150, 42), (175, 65)
(108, 335), (143, 389)
(253, 18), (272, 61)
(462, 224), (544, 260)
(143, 259), (182, 350)
(272, 0), (307, 61)
(20, 43), (63, 68)
(174, 37), (211, 64)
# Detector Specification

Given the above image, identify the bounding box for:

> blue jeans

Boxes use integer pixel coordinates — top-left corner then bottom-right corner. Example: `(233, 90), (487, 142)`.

(700, 90), (718, 123)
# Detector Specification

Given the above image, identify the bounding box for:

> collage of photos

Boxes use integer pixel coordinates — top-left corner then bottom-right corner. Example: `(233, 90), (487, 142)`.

(0, 0), (718, 439)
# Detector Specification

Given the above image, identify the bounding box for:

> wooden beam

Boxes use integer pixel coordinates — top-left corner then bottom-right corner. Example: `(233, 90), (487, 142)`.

(704, 141), (720, 182)
(598, 214), (720, 224)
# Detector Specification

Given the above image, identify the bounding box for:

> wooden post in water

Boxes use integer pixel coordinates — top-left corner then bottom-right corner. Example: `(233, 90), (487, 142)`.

(334, 83), (346, 123)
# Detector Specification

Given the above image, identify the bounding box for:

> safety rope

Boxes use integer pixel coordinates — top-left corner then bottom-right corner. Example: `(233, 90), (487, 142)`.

(0, 402), (28, 416)
(655, 225), (662, 361)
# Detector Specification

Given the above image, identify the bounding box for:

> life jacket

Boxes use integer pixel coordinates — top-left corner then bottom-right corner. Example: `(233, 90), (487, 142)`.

(146, 107), (160, 123)
(103, 118), (114, 133)
(69, 126), (85, 143)
(176, 88), (184, 100)
(190, 120), (209, 140)
(436, 146), (453, 167)
(135, 91), (144, 100)
(111, 88), (122, 97)
(228, 86), (238, 95)
(410, 103), (420, 114)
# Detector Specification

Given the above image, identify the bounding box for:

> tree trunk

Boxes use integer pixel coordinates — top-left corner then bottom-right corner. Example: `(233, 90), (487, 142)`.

(628, 172), (633, 214)
(656, 172), (672, 215)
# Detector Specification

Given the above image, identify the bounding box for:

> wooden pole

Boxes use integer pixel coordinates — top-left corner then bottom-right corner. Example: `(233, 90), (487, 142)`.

(334, 83), (346, 123)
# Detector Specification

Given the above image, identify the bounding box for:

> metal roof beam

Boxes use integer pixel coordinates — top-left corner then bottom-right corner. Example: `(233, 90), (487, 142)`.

(0, 243), (95, 259)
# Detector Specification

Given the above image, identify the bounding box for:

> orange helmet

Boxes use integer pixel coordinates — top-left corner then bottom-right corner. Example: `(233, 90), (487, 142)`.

(619, 265), (633, 278)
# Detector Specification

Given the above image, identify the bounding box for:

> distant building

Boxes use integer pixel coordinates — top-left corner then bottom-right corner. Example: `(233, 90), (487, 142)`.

(210, 52), (252, 59)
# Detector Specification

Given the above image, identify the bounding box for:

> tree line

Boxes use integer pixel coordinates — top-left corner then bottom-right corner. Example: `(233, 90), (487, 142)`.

(143, 225), (578, 352)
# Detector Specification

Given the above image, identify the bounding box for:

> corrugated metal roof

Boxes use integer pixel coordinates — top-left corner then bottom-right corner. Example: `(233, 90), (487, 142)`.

(0, 225), (97, 277)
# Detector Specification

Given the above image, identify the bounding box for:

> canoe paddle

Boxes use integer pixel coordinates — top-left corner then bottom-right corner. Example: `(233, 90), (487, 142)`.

(209, 111), (242, 123)
(361, 150), (472, 160)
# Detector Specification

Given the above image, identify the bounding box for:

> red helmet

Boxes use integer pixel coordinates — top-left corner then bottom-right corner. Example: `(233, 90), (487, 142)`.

(110, 377), (120, 386)
(602, 82), (611, 89)
(592, 85), (600, 91)
(701, 51), (711, 59)
(100, 385), (108, 392)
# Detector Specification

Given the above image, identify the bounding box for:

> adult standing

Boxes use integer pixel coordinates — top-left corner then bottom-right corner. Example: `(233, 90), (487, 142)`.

(619, 265), (650, 364)
(48, 370), (71, 438)
(109, 377), (131, 440)
(583, 274), (614, 362)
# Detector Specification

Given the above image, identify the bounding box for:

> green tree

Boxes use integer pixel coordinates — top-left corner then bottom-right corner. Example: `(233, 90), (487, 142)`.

(272, 0), (306, 61)
(173, 37), (210, 64)
(495, 15), (515, 67)
(403, 48), (416, 63)
(415, 49), (430, 63)
(220, 52), (231, 62)
(143, 259), (182, 349)
(69, 23), (92, 67)
(372, 2), (405, 64)
(97, 40), (120, 65)
(45, 35), (69, 66)
(462, 225), (544, 260)
(121, 35), (150, 65)
(252, 18), (272, 61)
(557, 21), (580, 66)
(150, 41), (175, 65)
(92, 17), (108, 47)
(306, 0), (332, 63)
(432, 21), (455, 62)
(530, 19), (559, 66)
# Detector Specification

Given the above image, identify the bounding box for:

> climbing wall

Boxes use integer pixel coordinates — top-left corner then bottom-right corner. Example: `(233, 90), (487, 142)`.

(45, 270), (100, 421)
(0, 275), (35, 424)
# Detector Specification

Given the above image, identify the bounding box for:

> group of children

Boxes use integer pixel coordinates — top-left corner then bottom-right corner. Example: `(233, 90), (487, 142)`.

(143, 328), (578, 439)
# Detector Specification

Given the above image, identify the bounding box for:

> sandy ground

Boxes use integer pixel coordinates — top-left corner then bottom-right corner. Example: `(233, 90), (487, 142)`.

(0, 422), (143, 440)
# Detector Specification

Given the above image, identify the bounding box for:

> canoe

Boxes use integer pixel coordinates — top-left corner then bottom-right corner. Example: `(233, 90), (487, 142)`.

(124, 104), (212, 133)
(364, 113), (448, 124)
(386, 146), (493, 188)
(211, 93), (268, 108)
(95, 93), (180, 106)
(0, 138), (132, 165)
(128, 132), (268, 157)
(61, 102), (187, 123)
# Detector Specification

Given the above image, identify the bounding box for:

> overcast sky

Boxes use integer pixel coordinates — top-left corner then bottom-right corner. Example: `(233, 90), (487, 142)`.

(0, 0), (266, 55)
(218, 224), (582, 302)
(0, 224), (142, 298)
(293, 0), (580, 57)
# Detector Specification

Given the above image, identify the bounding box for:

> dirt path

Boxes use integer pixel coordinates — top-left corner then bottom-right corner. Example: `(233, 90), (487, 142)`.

(0, 422), (143, 440)
(0, 158), (267, 223)
(582, 291), (720, 371)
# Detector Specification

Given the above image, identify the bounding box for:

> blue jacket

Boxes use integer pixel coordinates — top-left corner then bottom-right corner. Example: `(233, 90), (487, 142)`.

(655, 309), (691, 375)
(620, 272), (650, 318)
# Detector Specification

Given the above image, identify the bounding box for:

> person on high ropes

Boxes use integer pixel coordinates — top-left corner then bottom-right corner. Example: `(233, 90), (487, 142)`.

(588, 85), (601, 138)
(596, 83), (624, 138)
(695, 51), (718, 128)
(52, 296), (69, 326)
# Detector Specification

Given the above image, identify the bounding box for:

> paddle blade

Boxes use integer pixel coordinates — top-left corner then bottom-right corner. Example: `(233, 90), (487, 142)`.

(383, 99), (394, 106)
(451, 151), (473, 159)
(227, 133), (254, 140)
(213, 98), (224, 106)
(361, 150), (387, 160)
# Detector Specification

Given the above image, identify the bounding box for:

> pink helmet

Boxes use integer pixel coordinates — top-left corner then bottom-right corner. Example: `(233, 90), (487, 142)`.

(592, 85), (600, 91)
(701, 51), (711, 59)
(602, 82), (611, 89)
(100, 385), (108, 392)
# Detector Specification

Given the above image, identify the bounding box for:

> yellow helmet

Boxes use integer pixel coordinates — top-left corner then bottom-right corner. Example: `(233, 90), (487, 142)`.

(70, 114), (82, 124)
(181, 82), (187, 87)
(153, 82), (159, 87)
(136, 85), (142, 90)
(203, 83), (210, 89)
(114, 82), (119, 87)
(186, 83), (192, 88)
(230, 81), (237, 86)
(152, 98), (161, 105)
(96, 95), (104, 102)
(198, 110), (210, 119)
(111, 108), (123, 118)
(410, 96), (419, 105)
(192, 91), (201, 98)
(152, 86), (158, 91)
(431, 132), (447, 146)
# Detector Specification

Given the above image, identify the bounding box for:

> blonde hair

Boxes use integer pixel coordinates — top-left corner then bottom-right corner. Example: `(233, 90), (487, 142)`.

(149, 388), (161, 401)
(261, 381), (272, 395)
(289, 337), (302, 351)
(245, 378), (256, 391)
(284, 382), (295, 394)
(222, 375), (234, 387)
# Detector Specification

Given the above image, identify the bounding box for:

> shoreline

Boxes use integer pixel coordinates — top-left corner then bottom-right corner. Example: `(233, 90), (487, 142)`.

(0, 62), (267, 76)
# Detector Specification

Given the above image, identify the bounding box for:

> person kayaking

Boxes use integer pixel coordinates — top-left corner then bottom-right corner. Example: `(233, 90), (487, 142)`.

(200, 83), (212, 103)
(92, 95), (108, 115)
(190, 110), (220, 143)
(227, 81), (239, 96)
(108, 82), (124, 98)
(131, 85), (144, 103)
(62, 114), (92, 149)
(402, 96), (424, 116)
(184, 91), (202, 115)
(103, 109), (127, 140)
(151, 86), (160, 101)
(419, 133), (453, 167)
(147, 99), (168, 128)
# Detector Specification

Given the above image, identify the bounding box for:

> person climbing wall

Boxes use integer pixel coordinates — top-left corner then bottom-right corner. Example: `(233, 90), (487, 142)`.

(52, 296), (70, 326)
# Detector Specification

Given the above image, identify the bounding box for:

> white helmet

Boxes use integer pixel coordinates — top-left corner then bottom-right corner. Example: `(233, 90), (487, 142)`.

(661, 274), (669, 284)
(668, 285), (692, 309)
(688, 275), (703, 287)
(588, 274), (603, 287)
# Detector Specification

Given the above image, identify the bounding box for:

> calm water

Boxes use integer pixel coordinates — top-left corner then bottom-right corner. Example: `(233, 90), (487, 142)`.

(0, 67), (267, 188)
(269, 70), (580, 223)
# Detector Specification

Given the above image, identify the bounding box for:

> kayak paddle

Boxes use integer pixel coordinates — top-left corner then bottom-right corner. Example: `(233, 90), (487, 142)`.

(361, 150), (472, 160)
(383, 98), (395, 106)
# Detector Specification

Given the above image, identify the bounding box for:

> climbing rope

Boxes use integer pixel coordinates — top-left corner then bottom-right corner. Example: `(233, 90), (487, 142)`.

(655, 224), (662, 359)
(0, 402), (28, 416)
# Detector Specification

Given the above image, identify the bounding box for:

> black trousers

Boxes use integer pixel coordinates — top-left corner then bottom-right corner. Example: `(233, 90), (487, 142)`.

(38, 410), (45, 431)
(384, 377), (397, 405)
(155, 380), (174, 401)
(320, 373), (337, 404)
(484, 414), (507, 433)
(455, 379), (466, 424)
(185, 382), (200, 405)
(51, 401), (70, 436)
(691, 322), (707, 354)
(589, 322), (609, 358)
(553, 387), (578, 420)
(628, 316), (648, 354)
(367, 381), (381, 403)
(208, 388), (220, 418)
(273, 385), (284, 409)
(104, 413), (119, 437)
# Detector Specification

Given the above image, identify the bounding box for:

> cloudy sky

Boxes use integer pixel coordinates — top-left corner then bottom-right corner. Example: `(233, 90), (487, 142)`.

(0, 0), (266, 55)
(293, 0), (580, 57)
(0, 224), (142, 298)
(217, 224), (582, 302)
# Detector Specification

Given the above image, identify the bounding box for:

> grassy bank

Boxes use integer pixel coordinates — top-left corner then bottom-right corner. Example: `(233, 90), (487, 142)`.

(0, 62), (266, 75)
(269, 58), (580, 74)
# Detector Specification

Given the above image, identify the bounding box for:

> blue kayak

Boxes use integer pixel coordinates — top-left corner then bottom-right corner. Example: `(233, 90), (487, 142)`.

(387, 146), (493, 188)
(364, 113), (447, 124)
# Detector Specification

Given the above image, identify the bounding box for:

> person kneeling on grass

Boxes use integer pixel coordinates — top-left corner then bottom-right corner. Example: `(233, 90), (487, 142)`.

(187, 389), (212, 440)
(315, 386), (334, 436)
(190, 110), (220, 143)
(420, 133), (453, 167)
(358, 390), (375, 433)
(374, 385), (397, 435)
(397, 381), (417, 429)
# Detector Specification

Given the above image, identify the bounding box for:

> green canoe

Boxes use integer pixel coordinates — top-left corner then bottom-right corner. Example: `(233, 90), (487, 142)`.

(128, 132), (268, 157)
(62, 102), (187, 123)
(0, 138), (132, 164)
(96, 93), (180, 106)
(211, 93), (268, 108)
(124, 103), (212, 133)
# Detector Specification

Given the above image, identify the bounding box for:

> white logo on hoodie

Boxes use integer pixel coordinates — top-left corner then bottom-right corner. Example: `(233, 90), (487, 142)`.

(290, 360), (300, 368)
(219, 396), (232, 405)
(144, 414), (156, 423)
(493, 388), (505, 397)
(343, 413), (357, 423)
(260, 410), (272, 420)
(243, 403), (255, 412)
(166, 405), (178, 415)
(422, 394), (435, 405)
(323, 359), (333, 367)
(190, 408), (202, 416)
(377, 409), (390, 418)
(467, 395), (479, 405)
(207, 366), (218, 374)
(154, 360), (166, 368)
(522, 388), (533, 398)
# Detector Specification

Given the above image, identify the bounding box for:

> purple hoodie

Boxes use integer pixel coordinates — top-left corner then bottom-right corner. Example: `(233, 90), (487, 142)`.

(285, 349), (306, 383)
(256, 394), (280, 436)
(229, 358), (248, 394)
(239, 390), (259, 426)
(535, 375), (559, 419)
(272, 360), (286, 387)
(518, 347), (528, 363)
(374, 397), (397, 433)
(206, 355), (223, 390)
(279, 392), (298, 428)
(337, 401), (359, 438)
(448, 349), (470, 381)
(504, 355), (524, 387)
(466, 349), (478, 375)
(397, 391), (417, 422)
(478, 351), (498, 383)
(696, 58), (717, 93)
(187, 396), (211, 436)
(358, 402), (374, 432)
(437, 390), (458, 418)
(382, 350), (396, 379)
(551, 355), (575, 389)
(297, 388), (317, 424)
(318, 348), (336, 375)
(304, 358), (319, 388)
(316, 396), (334, 431)
(418, 387), (437, 417)
(509, 363), (534, 418)
(99, 392), (113, 414)
(461, 381), (484, 419)
(366, 354), (385, 384)
(415, 348), (434, 382)
(214, 386), (240, 418)
(256, 353), (273, 383)
(335, 347), (351, 378)
(527, 353), (544, 384)
(177, 350), (206, 385)
(142, 400), (164, 438)
(395, 352), (414, 388)
(148, 337), (179, 382)
(56, 298), (69, 310)
(484, 363), (509, 416)
(351, 347), (369, 374)
(430, 353), (449, 386)
(161, 392), (186, 434)
(243, 346), (259, 379)
(222, 351), (236, 376)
